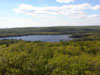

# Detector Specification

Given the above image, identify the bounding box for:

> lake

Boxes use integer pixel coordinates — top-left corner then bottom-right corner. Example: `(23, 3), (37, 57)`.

(0, 35), (73, 42)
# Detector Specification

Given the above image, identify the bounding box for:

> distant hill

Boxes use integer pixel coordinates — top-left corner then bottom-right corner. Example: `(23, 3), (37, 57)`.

(0, 26), (100, 37)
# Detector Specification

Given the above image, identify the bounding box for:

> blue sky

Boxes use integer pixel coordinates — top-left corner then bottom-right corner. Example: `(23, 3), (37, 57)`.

(0, 0), (100, 28)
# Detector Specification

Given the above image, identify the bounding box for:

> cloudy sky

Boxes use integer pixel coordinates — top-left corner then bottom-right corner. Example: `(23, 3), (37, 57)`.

(0, 0), (100, 28)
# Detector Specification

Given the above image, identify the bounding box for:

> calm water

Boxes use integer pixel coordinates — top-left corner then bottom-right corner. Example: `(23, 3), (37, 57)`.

(0, 35), (73, 42)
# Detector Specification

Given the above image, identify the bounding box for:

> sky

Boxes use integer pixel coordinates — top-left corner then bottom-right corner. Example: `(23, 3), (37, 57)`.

(0, 0), (100, 28)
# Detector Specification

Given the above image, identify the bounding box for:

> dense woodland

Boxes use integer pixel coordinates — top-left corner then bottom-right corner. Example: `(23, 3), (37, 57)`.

(0, 26), (100, 38)
(0, 36), (100, 75)
(0, 26), (100, 75)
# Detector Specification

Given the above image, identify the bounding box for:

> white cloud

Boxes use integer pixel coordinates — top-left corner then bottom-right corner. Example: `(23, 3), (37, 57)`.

(14, 4), (59, 16)
(88, 14), (100, 18)
(14, 3), (100, 19)
(0, 17), (35, 28)
(0, 3), (97, 28)
(91, 5), (100, 10)
(0, 14), (100, 28)
(56, 0), (75, 3)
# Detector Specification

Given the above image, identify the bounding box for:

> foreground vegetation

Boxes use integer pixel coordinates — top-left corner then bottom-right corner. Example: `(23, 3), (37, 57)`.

(0, 38), (100, 75)
(0, 26), (100, 75)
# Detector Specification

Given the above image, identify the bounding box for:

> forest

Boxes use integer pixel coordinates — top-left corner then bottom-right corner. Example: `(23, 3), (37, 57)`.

(0, 26), (100, 38)
(0, 0), (100, 74)
(0, 26), (100, 75)
(0, 35), (100, 75)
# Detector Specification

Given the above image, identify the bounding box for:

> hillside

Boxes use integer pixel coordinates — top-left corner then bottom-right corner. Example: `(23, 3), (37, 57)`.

(0, 26), (100, 37)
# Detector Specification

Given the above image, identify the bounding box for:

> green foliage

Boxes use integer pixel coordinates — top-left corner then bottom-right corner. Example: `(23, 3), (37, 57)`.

(0, 26), (100, 37)
(0, 40), (100, 75)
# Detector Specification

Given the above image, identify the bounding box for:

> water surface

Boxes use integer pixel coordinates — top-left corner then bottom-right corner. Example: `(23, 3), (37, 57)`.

(0, 35), (73, 42)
